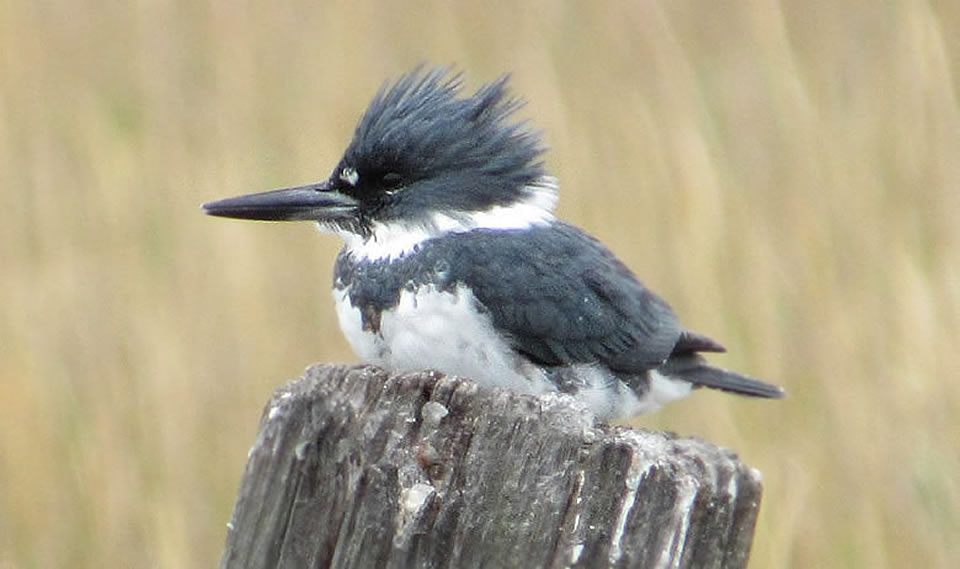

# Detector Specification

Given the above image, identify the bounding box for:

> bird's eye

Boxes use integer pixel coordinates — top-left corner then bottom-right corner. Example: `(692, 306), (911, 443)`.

(380, 172), (404, 191)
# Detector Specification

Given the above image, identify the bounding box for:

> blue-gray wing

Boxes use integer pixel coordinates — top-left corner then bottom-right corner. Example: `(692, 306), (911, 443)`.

(444, 223), (682, 372)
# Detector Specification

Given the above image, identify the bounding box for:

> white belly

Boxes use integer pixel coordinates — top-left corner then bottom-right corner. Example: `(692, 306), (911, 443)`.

(332, 284), (692, 418)
(334, 284), (555, 395)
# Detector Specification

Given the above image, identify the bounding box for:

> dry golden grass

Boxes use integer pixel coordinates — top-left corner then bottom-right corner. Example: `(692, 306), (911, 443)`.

(2, 1), (958, 567)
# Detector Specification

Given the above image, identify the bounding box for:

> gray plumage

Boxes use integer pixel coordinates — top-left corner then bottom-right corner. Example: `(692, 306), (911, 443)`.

(205, 66), (785, 418)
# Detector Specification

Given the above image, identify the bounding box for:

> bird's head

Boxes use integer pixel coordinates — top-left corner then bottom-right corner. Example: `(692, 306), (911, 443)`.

(204, 67), (557, 255)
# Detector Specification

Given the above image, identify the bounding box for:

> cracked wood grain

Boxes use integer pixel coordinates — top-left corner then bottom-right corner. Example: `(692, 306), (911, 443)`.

(221, 364), (763, 569)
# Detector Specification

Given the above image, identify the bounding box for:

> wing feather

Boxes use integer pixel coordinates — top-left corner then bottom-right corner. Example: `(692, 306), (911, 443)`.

(443, 223), (682, 372)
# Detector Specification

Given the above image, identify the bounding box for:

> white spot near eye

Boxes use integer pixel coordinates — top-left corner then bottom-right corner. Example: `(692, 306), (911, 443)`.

(340, 167), (359, 186)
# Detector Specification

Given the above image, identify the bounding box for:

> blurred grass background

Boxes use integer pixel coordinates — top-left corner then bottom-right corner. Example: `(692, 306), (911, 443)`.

(1, 1), (958, 567)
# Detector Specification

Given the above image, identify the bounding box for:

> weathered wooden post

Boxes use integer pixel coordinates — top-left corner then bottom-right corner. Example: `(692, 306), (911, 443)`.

(220, 364), (763, 569)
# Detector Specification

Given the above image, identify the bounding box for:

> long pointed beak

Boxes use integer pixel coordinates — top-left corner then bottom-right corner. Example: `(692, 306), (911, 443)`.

(203, 180), (359, 222)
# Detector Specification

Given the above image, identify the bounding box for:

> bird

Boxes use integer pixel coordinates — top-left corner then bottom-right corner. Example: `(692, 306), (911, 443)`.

(204, 67), (785, 419)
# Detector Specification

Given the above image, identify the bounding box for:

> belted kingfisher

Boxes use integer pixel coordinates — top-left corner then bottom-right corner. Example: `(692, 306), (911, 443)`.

(204, 67), (784, 419)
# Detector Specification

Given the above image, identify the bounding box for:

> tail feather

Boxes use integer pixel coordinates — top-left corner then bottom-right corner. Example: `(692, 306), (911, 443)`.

(672, 330), (727, 355)
(678, 365), (785, 399)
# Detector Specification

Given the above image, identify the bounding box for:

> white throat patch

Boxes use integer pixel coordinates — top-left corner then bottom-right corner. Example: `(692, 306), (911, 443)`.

(331, 176), (559, 262)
